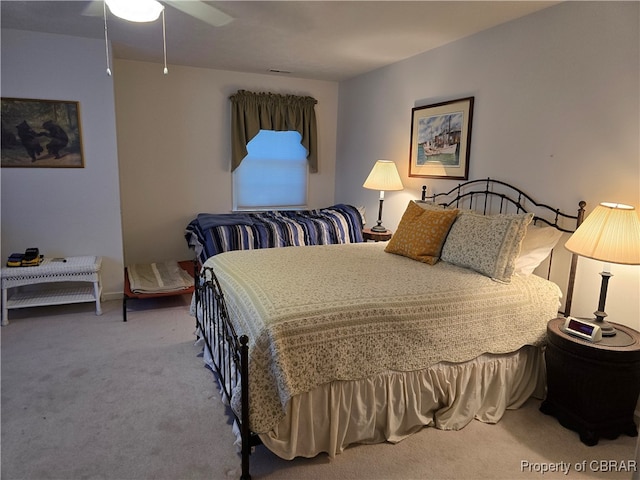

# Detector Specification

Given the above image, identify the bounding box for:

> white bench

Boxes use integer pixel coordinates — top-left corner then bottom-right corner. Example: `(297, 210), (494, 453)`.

(1, 256), (102, 326)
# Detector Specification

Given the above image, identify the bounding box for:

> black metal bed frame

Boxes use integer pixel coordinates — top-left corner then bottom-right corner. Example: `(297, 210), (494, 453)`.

(193, 269), (257, 479)
(194, 177), (586, 480)
(421, 178), (586, 315)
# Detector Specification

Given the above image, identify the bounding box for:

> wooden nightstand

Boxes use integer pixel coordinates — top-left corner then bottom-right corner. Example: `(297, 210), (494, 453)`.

(540, 317), (640, 445)
(363, 228), (392, 242)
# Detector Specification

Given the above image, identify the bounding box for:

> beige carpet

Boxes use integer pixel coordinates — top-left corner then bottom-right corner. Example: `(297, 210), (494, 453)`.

(1, 298), (637, 480)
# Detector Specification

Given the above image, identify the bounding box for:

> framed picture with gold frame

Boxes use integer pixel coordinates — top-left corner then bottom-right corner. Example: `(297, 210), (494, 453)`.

(1, 97), (84, 168)
(409, 97), (473, 179)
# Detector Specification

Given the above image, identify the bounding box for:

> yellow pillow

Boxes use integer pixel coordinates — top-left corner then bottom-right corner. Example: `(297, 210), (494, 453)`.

(385, 201), (459, 264)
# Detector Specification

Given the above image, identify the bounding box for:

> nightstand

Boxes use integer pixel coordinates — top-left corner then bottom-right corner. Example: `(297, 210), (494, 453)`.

(362, 228), (392, 242)
(540, 317), (640, 445)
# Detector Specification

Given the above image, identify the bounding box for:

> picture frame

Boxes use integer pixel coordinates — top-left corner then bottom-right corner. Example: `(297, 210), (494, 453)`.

(409, 96), (474, 179)
(1, 97), (84, 168)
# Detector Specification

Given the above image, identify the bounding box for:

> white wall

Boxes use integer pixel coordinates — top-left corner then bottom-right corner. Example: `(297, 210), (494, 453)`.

(113, 60), (338, 265)
(335, 2), (640, 330)
(3, 3), (637, 330)
(1, 30), (124, 299)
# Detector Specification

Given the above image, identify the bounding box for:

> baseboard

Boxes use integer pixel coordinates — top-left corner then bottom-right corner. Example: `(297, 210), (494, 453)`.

(103, 291), (123, 301)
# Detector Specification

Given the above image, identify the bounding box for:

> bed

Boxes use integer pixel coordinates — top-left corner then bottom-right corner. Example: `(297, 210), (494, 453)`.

(184, 204), (364, 265)
(192, 178), (586, 479)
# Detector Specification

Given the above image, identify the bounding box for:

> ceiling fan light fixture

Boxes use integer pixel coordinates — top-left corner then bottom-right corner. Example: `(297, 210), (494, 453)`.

(103, 0), (169, 76)
(105, 0), (164, 23)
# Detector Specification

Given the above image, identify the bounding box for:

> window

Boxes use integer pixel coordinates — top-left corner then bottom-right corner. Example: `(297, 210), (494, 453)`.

(233, 130), (308, 211)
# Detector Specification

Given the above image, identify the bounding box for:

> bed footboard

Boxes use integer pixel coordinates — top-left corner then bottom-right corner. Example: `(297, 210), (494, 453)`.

(195, 266), (258, 480)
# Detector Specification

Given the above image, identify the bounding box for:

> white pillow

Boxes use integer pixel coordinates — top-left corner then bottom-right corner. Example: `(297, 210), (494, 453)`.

(514, 225), (564, 276)
(356, 205), (367, 225)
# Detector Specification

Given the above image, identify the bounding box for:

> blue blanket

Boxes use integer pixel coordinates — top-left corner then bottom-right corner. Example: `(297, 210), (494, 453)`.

(185, 204), (364, 264)
(196, 213), (255, 229)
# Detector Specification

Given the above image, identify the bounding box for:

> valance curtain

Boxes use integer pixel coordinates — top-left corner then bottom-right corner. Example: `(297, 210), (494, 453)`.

(230, 90), (318, 173)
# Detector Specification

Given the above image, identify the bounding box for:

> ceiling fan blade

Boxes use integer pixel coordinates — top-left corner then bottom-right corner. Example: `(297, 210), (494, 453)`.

(81, 0), (105, 17)
(164, 1), (233, 27)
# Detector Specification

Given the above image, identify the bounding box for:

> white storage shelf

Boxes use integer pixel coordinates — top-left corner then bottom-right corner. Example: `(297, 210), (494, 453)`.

(1, 256), (102, 326)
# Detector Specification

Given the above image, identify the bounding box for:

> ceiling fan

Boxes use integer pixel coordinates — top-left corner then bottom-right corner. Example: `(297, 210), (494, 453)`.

(83, 0), (233, 76)
(82, 0), (234, 28)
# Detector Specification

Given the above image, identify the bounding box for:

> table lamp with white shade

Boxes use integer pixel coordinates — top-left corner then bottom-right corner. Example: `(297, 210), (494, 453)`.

(362, 160), (404, 232)
(564, 202), (640, 337)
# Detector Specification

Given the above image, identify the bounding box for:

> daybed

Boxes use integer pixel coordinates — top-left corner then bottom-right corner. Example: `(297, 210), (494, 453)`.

(185, 204), (364, 265)
(191, 178), (586, 480)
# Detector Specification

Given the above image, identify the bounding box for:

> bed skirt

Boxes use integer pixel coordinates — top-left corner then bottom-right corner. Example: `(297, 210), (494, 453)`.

(258, 345), (546, 459)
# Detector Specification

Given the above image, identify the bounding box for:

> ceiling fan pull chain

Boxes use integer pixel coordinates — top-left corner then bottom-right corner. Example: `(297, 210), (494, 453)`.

(103, 1), (112, 76)
(162, 9), (168, 74)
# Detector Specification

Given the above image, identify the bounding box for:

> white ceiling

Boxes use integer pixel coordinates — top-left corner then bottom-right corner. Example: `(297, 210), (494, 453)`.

(1, 1), (558, 81)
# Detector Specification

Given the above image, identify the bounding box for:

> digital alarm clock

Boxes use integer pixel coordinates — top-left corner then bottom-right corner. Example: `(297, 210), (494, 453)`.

(562, 316), (603, 342)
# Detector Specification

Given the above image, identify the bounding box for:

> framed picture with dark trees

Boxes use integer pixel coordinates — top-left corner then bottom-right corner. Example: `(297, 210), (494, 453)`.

(1, 97), (84, 168)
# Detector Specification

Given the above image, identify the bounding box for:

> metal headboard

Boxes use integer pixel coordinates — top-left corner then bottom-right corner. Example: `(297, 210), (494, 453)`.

(420, 178), (586, 315)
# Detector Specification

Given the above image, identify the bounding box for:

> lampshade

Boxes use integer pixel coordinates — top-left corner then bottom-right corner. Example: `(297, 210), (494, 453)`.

(106, 0), (164, 22)
(363, 160), (404, 191)
(565, 202), (640, 265)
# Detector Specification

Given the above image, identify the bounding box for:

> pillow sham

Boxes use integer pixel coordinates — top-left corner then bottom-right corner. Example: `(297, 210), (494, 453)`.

(514, 225), (564, 276)
(440, 210), (533, 282)
(356, 205), (367, 225)
(385, 201), (459, 264)
(415, 200), (454, 211)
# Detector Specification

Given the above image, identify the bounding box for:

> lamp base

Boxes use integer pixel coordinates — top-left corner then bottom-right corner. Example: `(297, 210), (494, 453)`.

(593, 270), (616, 336)
(593, 316), (617, 337)
(370, 224), (388, 233)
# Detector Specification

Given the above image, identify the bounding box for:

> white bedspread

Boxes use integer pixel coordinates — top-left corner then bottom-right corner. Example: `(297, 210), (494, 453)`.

(203, 242), (561, 434)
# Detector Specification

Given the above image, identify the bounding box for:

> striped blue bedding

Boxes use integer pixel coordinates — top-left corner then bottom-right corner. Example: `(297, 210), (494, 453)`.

(185, 204), (364, 264)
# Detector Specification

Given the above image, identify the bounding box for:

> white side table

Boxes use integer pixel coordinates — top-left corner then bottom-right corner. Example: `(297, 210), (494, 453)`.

(1, 256), (102, 326)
